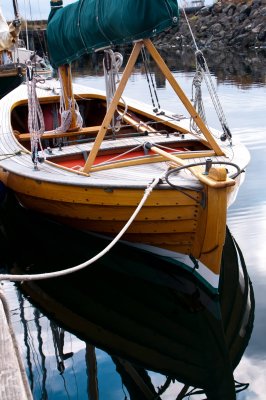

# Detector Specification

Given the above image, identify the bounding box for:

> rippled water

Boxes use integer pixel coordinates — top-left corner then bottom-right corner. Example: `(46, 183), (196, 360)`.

(1, 48), (266, 399)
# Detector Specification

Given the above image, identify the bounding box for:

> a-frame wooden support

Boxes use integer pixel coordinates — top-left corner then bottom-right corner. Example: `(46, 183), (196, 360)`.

(82, 39), (224, 174)
(143, 39), (224, 156)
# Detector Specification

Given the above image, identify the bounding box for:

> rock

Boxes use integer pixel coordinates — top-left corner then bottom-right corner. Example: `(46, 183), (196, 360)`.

(224, 4), (237, 16)
(257, 28), (266, 41)
(153, 0), (266, 49)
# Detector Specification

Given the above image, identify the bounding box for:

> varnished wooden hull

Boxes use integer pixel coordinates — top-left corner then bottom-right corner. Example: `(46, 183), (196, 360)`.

(3, 168), (232, 292)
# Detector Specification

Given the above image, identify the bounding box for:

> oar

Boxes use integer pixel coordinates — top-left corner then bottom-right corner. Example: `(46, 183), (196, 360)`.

(117, 109), (157, 133)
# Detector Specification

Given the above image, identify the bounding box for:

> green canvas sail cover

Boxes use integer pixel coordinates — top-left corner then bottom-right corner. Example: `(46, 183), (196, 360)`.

(47, 0), (179, 68)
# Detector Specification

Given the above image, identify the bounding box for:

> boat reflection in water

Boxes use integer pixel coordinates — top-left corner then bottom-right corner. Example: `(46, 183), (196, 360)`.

(0, 191), (254, 400)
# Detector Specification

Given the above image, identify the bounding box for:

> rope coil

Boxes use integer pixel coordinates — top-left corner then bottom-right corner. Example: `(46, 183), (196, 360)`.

(103, 49), (127, 133)
(26, 63), (45, 169)
(55, 68), (83, 134)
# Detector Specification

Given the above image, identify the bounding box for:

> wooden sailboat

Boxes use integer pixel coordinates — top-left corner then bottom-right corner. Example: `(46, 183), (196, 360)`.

(0, 0), (250, 293)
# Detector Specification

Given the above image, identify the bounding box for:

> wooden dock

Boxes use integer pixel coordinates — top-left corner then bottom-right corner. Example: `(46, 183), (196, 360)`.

(0, 290), (33, 400)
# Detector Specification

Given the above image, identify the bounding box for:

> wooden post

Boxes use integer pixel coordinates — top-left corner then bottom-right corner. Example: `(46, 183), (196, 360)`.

(58, 64), (80, 132)
(191, 174), (229, 275)
(82, 41), (143, 174)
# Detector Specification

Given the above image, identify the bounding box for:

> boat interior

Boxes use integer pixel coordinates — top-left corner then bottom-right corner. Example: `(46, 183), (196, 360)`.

(11, 96), (216, 171)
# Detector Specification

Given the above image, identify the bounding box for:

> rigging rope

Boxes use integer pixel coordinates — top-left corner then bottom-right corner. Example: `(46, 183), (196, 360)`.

(190, 64), (206, 133)
(26, 63), (45, 169)
(55, 68), (83, 133)
(103, 49), (127, 134)
(141, 47), (161, 112)
(182, 7), (232, 144)
(0, 150), (27, 161)
(0, 172), (165, 282)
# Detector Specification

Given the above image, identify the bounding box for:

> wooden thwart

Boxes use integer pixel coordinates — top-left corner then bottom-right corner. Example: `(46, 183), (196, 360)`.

(16, 125), (102, 141)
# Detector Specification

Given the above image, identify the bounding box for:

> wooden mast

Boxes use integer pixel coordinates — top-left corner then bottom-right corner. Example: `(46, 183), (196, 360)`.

(50, 0), (80, 132)
(58, 64), (80, 132)
(12, 0), (20, 20)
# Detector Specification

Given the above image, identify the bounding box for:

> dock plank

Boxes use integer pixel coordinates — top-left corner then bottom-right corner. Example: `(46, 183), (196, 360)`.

(0, 291), (33, 400)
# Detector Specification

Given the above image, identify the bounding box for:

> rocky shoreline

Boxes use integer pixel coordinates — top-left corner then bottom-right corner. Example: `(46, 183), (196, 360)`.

(154, 0), (266, 49)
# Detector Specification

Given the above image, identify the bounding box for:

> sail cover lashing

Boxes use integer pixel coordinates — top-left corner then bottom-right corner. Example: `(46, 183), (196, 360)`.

(47, 0), (179, 68)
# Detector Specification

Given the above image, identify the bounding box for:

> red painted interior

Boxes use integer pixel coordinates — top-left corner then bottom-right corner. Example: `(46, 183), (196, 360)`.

(56, 148), (185, 169)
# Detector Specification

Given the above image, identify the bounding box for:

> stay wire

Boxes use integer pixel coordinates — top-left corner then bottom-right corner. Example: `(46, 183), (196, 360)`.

(182, 7), (232, 143)
(141, 47), (161, 111)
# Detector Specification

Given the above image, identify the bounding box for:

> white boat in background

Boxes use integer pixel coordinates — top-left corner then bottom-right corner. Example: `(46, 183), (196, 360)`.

(0, 2), (52, 98)
(0, 4), (25, 97)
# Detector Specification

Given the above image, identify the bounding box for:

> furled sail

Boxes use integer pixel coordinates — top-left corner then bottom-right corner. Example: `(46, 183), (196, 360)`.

(0, 7), (20, 52)
(47, 0), (179, 68)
